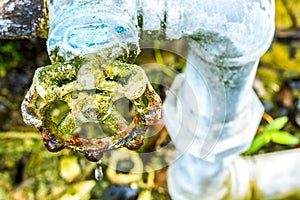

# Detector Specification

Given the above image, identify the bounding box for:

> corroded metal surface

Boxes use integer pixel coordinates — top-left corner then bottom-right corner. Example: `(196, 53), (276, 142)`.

(0, 0), (48, 39)
(21, 53), (162, 161)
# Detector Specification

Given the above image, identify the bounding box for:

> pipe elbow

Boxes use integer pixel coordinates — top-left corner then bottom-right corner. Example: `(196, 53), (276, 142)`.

(182, 0), (275, 66)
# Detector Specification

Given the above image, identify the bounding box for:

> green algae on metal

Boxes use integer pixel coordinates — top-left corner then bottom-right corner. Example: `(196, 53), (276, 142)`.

(21, 53), (162, 162)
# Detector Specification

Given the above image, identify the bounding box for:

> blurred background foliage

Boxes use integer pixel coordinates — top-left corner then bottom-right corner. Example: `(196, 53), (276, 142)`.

(1, 0), (300, 199)
(255, 0), (300, 154)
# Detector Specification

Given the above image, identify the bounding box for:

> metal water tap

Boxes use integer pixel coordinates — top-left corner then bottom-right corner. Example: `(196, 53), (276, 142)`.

(4, 1), (300, 199)
(1, 0), (164, 162)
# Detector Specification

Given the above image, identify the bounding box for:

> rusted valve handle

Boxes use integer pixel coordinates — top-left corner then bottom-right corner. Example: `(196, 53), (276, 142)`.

(21, 54), (162, 161)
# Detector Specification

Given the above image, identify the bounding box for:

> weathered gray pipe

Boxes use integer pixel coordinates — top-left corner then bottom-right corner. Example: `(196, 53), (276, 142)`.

(246, 149), (300, 199)
(2, 0), (300, 199)
(163, 0), (300, 199)
(169, 149), (300, 199)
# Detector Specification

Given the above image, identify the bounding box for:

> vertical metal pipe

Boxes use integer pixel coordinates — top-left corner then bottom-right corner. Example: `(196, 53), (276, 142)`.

(163, 0), (276, 199)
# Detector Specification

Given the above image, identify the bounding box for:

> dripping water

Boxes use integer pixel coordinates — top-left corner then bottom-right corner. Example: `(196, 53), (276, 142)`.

(95, 159), (103, 181)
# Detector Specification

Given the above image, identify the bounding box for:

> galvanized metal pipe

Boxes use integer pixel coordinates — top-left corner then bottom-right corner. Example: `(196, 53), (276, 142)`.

(169, 149), (300, 199)
(162, 0), (278, 199)
(163, 0), (275, 161)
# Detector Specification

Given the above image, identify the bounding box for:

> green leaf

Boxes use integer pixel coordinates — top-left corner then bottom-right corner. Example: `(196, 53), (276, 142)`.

(270, 131), (300, 145)
(264, 116), (288, 132)
(244, 133), (271, 155)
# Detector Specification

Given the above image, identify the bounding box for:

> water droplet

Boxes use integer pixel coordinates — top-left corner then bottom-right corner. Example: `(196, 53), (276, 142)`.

(44, 139), (65, 152)
(85, 149), (103, 162)
(95, 160), (103, 181)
